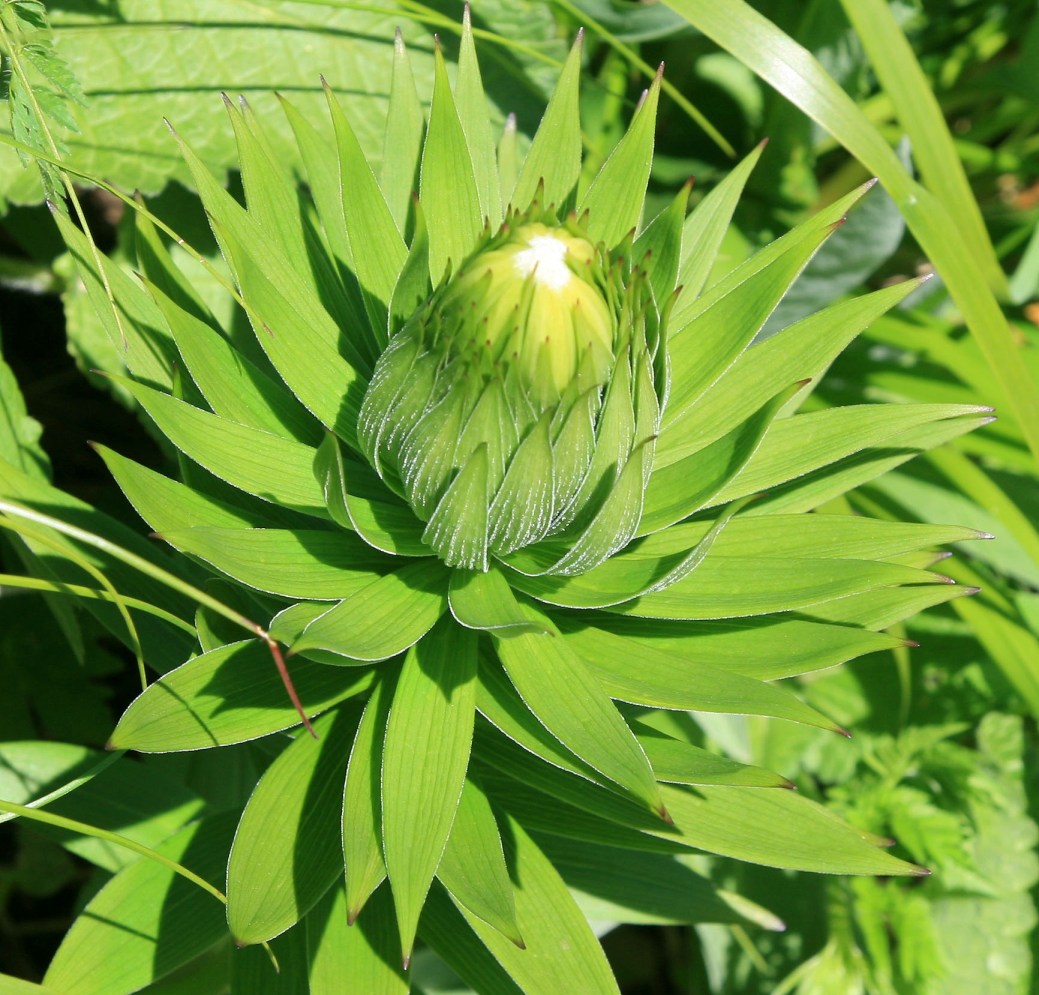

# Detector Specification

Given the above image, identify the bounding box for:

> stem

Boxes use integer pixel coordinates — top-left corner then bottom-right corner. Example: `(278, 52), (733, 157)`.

(0, 749), (126, 826)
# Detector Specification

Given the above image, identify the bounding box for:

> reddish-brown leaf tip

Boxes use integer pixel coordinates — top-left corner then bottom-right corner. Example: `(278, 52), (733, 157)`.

(912, 864), (932, 877)
(835, 726), (853, 739)
(656, 803), (674, 826)
(903, 639), (920, 649)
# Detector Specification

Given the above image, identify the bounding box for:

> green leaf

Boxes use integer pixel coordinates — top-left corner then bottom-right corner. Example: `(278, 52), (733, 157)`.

(580, 69), (661, 248)
(0, 342), (49, 479)
(612, 555), (943, 620)
(380, 30), (425, 237)
(510, 32), (583, 212)
(227, 706), (359, 944)
(50, 208), (176, 391)
(173, 130), (369, 441)
(115, 377), (328, 519)
(43, 814), (236, 995)
(536, 835), (768, 926)
(456, 7), (502, 228)
(656, 277), (927, 467)
(664, 217), (838, 430)
(568, 614), (901, 681)
(325, 82), (408, 336)
(382, 618), (478, 962)
(343, 674), (392, 921)
(634, 179), (691, 306)
(145, 280), (319, 445)
(675, 140), (765, 306)
(630, 723), (790, 788)
(110, 640), (373, 752)
(562, 624), (843, 731)
(422, 445), (491, 570)
(663, 0), (1039, 463)
(640, 383), (797, 534)
(155, 526), (384, 601)
(709, 405), (991, 505)
(289, 559), (448, 661)
(425, 817), (621, 995)
(388, 195), (432, 339)
(421, 43), (484, 284)
(315, 432), (429, 557)
(449, 566), (549, 634)
(437, 777), (522, 946)
(307, 882), (408, 995)
(492, 599), (665, 817)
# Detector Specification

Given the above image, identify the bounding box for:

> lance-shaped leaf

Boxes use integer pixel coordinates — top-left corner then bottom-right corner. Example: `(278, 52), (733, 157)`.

(380, 30), (425, 237)
(456, 7), (502, 227)
(421, 43), (483, 283)
(612, 555), (946, 620)
(437, 776), (522, 946)
(316, 432), (429, 556)
(114, 377), (328, 518)
(635, 179), (692, 306)
(325, 82), (408, 336)
(641, 383), (799, 534)
(155, 527), (385, 600)
(110, 640), (372, 752)
(511, 32), (583, 211)
(43, 814), (236, 995)
(290, 559), (448, 660)
(580, 68), (661, 249)
(343, 673), (393, 922)
(423, 816), (620, 995)
(709, 404), (992, 504)
(145, 279), (319, 445)
(227, 706), (360, 944)
(674, 139), (766, 307)
(491, 597), (665, 818)
(307, 882), (408, 995)
(382, 619), (478, 964)
(657, 277), (928, 465)
(449, 566), (549, 634)
(563, 624), (843, 731)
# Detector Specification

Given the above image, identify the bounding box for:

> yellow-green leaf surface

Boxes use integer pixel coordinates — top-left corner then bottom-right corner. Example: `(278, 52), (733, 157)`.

(155, 527), (384, 600)
(227, 707), (359, 944)
(656, 277), (927, 466)
(710, 405), (990, 504)
(537, 834), (771, 926)
(437, 777), (522, 945)
(325, 83), (407, 334)
(382, 619), (478, 961)
(613, 556), (943, 620)
(456, 8), (501, 227)
(290, 559), (448, 660)
(510, 32), (583, 211)
(563, 625), (841, 731)
(423, 817), (620, 995)
(485, 744), (921, 875)
(116, 378), (328, 518)
(580, 70), (660, 247)
(421, 45), (483, 283)
(343, 675), (392, 921)
(110, 640), (372, 752)
(674, 140), (766, 307)
(43, 814), (235, 995)
(316, 432), (429, 556)
(307, 882), (408, 995)
(380, 30), (425, 237)
(449, 566), (550, 634)
(492, 600), (664, 816)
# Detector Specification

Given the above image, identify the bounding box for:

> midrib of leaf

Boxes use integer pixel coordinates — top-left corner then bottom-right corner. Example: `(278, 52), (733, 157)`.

(662, 0), (1039, 466)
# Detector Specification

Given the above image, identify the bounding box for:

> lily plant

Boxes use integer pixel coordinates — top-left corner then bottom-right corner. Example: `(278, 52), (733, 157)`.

(21, 11), (992, 992)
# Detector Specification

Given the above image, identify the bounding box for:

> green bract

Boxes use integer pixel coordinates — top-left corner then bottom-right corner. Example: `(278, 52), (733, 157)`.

(39, 12), (989, 991)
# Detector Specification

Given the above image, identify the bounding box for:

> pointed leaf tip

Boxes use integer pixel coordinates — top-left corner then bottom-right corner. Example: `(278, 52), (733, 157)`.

(913, 864), (932, 877)
(836, 726), (853, 739)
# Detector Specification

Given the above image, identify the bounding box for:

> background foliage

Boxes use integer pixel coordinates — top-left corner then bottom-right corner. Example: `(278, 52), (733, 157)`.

(1, 0), (1037, 992)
